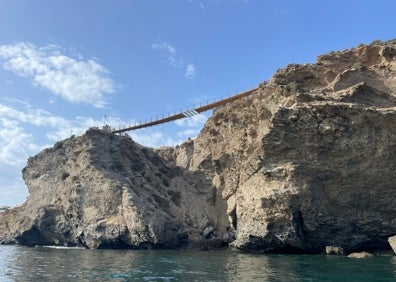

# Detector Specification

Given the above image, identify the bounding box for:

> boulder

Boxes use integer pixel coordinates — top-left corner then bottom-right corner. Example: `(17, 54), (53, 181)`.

(326, 246), (345, 255)
(387, 235), (396, 254)
(347, 252), (374, 258)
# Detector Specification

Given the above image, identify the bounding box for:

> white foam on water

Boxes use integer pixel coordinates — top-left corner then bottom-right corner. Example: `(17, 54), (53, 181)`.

(42, 245), (85, 250)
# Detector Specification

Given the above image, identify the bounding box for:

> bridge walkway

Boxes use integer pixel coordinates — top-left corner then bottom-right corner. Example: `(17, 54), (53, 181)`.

(112, 88), (257, 134)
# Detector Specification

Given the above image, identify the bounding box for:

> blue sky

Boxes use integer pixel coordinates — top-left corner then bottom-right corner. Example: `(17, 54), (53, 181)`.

(0, 0), (395, 206)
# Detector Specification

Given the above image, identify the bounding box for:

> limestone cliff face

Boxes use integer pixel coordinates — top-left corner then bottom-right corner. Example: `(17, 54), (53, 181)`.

(1, 40), (396, 253)
(158, 40), (396, 253)
(0, 130), (231, 249)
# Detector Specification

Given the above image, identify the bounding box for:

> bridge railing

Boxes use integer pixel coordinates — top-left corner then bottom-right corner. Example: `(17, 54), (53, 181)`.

(112, 87), (257, 134)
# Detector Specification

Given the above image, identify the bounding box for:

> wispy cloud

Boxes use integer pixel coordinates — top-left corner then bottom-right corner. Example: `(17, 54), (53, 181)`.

(175, 112), (208, 128)
(0, 42), (117, 108)
(0, 101), (99, 166)
(188, 0), (248, 9)
(0, 98), (206, 166)
(177, 128), (201, 138)
(0, 118), (37, 166)
(173, 112), (208, 141)
(189, 0), (205, 10)
(151, 41), (176, 56)
(0, 175), (28, 207)
(185, 64), (196, 79)
(0, 99), (209, 206)
(151, 41), (182, 67)
(151, 41), (197, 79)
(131, 129), (182, 147)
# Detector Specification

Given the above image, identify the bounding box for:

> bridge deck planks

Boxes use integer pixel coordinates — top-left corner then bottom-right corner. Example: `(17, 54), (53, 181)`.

(112, 88), (257, 134)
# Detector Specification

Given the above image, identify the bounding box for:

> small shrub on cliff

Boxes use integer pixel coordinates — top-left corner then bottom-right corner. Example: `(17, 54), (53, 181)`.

(112, 160), (123, 171)
(287, 81), (299, 92)
(247, 128), (258, 138)
(162, 178), (170, 187)
(351, 62), (364, 70)
(167, 190), (181, 206)
(153, 194), (170, 209)
(61, 172), (70, 181)
(131, 162), (143, 171)
(370, 39), (382, 46)
(259, 80), (268, 88)
(54, 140), (63, 150)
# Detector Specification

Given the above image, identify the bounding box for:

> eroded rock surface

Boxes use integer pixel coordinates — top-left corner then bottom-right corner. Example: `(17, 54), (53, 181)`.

(159, 39), (396, 253)
(2, 40), (396, 253)
(1, 130), (231, 249)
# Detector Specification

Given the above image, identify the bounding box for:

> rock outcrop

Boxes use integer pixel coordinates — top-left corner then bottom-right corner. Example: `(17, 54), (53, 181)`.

(1, 39), (396, 253)
(387, 235), (396, 254)
(325, 246), (345, 255)
(160, 39), (396, 253)
(347, 252), (374, 259)
(0, 130), (231, 249)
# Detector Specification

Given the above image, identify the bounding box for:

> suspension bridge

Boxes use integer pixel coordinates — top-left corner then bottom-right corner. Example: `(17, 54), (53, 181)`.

(111, 87), (257, 134)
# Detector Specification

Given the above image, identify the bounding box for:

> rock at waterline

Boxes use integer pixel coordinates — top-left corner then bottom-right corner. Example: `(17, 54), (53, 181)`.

(387, 235), (396, 255)
(326, 246), (345, 255)
(347, 252), (374, 259)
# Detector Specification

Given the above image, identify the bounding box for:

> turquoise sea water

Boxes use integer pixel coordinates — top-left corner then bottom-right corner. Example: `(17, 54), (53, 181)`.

(1, 245), (396, 281)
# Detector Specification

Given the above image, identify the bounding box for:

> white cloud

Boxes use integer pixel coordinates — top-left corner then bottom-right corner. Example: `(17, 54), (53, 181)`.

(0, 98), (210, 206)
(175, 112), (208, 127)
(151, 41), (182, 67)
(0, 100), (125, 206)
(177, 128), (201, 138)
(151, 41), (197, 79)
(151, 41), (176, 56)
(189, 0), (205, 10)
(131, 129), (181, 147)
(188, 0), (248, 9)
(0, 175), (28, 207)
(0, 42), (117, 108)
(0, 98), (200, 166)
(0, 101), (99, 165)
(0, 119), (37, 166)
(172, 112), (209, 142)
(0, 104), (66, 128)
(185, 64), (196, 79)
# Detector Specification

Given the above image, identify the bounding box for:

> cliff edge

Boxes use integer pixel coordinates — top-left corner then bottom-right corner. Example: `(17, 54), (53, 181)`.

(0, 130), (230, 249)
(1, 40), (396, 253)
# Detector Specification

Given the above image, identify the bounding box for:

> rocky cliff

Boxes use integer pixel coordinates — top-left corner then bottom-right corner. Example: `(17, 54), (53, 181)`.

(1, 40), (396, 253)
(0, 130), (231, 249)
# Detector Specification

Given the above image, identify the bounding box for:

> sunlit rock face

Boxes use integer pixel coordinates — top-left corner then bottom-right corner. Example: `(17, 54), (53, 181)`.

(2, 40), (396, 253)
(160, 39), (396, 253)
(0, 129), (231, 249)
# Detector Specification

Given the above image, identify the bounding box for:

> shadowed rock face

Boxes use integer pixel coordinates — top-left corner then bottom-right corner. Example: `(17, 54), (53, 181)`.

(1, 130), (231, 249)
(159, 39), (396, 253)
(2, 40), (396, 253)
